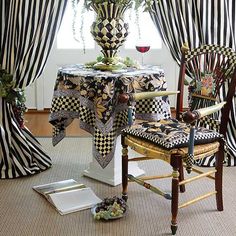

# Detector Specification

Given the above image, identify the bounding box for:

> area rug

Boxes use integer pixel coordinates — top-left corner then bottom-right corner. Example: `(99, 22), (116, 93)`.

(0, 137), (235, 236)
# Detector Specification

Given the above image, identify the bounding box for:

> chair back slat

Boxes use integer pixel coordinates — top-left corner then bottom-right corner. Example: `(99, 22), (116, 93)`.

(177, 44), (236, 136)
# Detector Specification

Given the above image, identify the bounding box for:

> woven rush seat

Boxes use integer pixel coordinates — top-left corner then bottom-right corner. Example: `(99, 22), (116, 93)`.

(125, 134), (220, 162)
(122, 118), (222, 163)
(122, 118), (222, 149)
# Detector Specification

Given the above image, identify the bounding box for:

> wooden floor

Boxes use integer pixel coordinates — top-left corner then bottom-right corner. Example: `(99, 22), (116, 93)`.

(24, 111), (90, 137)
(24, 110), (176, 137)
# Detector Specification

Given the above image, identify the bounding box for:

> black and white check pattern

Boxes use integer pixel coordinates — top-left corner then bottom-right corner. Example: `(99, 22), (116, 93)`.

(136, 98), (170, 120)
(183, 154), (195, 173)
(198, 116), (220, 131)
(50, 65), (172, 168)
(94, 128), (116, 158)
(53, 127), (60, 137)
(91, 17), (128, 54)
(79, 105), (95, 127)
(122, 120), (222, 150)
(185, 45), (236, 65)
(114, 109), (129, 129)
(136, 99), (163, 114)
(51, 96), (80, 112)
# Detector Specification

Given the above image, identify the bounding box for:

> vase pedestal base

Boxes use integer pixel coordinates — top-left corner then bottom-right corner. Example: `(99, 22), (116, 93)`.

(83, 136), (145, 186)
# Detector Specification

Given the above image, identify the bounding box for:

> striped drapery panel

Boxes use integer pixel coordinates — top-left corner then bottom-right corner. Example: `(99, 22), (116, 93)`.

(150, 0), (236, 166)
(151, 0), (236, 64)
(0, 0), (67, 178)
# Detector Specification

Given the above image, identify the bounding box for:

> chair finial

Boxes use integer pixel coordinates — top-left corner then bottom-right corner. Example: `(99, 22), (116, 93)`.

(181, 42), (189, 54)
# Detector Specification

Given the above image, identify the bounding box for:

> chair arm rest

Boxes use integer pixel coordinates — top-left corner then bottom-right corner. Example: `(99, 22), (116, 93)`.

(182, 102), (226, 124)
(118, 91), (179, 103)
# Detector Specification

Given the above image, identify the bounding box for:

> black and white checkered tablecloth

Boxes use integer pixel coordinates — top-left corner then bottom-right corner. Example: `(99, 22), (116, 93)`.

(49, 64), (171, 168)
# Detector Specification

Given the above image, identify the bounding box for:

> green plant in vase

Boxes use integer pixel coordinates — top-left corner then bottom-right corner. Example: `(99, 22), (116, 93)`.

(74, 0), (156, 71)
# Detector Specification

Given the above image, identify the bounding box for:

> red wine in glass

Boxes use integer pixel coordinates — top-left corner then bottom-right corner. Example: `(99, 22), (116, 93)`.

(135, 45), (150, 66)
(136, 46), (150, 53)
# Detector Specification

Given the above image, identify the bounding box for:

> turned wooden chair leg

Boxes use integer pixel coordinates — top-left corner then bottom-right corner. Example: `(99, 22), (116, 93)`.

(178, 159), (185, 193)
(170, 155), (180, 235)
(122, 137), (128, 202)
(215, 140), (224, 211)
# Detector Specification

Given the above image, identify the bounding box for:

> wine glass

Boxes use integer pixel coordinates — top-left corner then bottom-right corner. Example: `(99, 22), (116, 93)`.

(135, 39), (150, 67)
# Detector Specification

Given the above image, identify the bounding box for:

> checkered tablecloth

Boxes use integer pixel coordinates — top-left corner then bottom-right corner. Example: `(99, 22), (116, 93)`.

(49, 64), (171, 168)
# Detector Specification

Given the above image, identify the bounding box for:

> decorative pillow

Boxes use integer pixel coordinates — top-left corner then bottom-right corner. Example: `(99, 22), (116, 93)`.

(122, 118), (222, 150)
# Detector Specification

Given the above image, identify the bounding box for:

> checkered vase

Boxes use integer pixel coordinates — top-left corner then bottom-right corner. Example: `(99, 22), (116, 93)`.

(90, 3), (129, 59)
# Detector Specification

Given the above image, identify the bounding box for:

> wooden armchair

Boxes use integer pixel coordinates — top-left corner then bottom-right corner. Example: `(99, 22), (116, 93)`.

(119, 44), (236, 235)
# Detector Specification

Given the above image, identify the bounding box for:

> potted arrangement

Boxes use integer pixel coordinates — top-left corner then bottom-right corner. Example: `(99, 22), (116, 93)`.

(73, 0), (156, 70)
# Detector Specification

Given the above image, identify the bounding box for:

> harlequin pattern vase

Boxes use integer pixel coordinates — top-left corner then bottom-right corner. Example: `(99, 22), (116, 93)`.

(90, 2), (129, 70)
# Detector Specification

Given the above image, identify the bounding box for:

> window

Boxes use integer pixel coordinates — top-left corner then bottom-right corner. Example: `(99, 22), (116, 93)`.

(57, 1), (95, 49)
(57, 4), (162, 50)
(124, 10), (162, 49)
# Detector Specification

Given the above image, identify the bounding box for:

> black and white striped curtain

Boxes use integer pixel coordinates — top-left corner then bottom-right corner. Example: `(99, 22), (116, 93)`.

(150, 0), (236, 166)
(151, 0), (236, 65)
(0, 0), (67, 178)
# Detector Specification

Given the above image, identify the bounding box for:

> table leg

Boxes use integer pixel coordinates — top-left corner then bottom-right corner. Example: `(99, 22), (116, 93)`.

(83, 136), (145, 186)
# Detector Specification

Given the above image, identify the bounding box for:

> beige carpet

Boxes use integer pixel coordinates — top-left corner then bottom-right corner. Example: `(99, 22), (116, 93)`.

(0, 137), (236, 236)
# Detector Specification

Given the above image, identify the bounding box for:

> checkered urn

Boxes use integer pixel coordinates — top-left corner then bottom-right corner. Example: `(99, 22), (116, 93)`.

(90, 2), (129, 59)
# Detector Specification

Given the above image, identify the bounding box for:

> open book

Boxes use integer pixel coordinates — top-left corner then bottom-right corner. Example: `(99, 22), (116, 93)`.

(33, 179), (102, 215)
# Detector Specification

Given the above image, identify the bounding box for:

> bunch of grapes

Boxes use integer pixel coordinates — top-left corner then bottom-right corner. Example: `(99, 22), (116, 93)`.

(94, 196), (127, 220)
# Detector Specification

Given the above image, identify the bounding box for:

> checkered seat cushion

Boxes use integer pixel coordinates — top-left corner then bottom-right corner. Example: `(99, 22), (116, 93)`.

(122, 119), (223, 150)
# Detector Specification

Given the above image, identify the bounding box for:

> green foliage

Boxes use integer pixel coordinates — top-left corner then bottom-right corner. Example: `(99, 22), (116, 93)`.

(0, 66), (15, 101)
(96, 55), (103, 62)
(123, 56), (137, 67)
(85, 55), (140, 69)
(0, 65), (27, 127)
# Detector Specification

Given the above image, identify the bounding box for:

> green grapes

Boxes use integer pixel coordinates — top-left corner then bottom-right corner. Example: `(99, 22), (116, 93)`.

(93, 196), (127, 220)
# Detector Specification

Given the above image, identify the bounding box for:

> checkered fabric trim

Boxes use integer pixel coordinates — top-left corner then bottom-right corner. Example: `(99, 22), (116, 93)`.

(79, 105), (95, 127)
(162, 107), (171, 120)
(122, 119), (222, 150)
(53, 127), (62, 137)
(114, 110), (128, 129)
(185, 45), (236, 65)
(183, 154), (195, 173)
(114, 109), (136, 129)
(198, 116), (220, 131)
(94, 128), (116, 157)
(51, 96), (80, 112)
(136, 99), (171, 120)
(136, 99), (163, 114)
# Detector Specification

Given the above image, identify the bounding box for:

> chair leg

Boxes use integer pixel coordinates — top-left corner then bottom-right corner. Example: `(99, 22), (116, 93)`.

(170, 155), (181, 235)
(178, 159), (185, 193)
(122, 141), (129, 202)
(215, 140), (224, 211)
